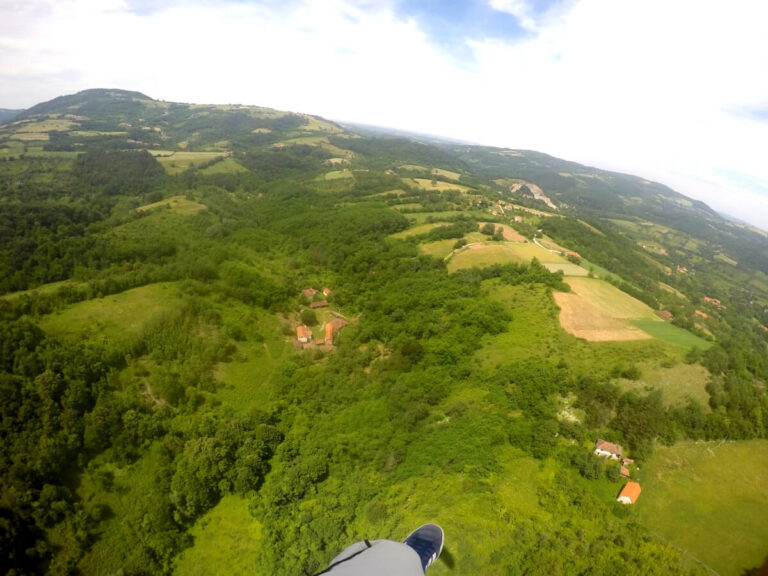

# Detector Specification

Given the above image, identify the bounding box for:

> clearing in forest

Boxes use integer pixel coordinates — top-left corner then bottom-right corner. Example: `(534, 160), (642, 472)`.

(404, 178), (472, 192)
(638, 440), (768, 576)
(478, 222), (527, 242)
(38, 282), (181, 343)
(553, 277), (657, 341)
(136, 195), (207, 215)
(617, 362), (711, 407)
(447, 242), (575, 273)
(151, 151), (226, 174)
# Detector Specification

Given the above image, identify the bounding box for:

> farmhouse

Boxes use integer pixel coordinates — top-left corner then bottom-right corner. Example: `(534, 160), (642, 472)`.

(302, 288), (318, 298)
(325, 322), (334, 343)
(310, 300), (328, 309)
(323, 287), (331, 296)
(617, 481), (642, 504)
(594, 439), (623, 460)
(296, 325), (312, 343)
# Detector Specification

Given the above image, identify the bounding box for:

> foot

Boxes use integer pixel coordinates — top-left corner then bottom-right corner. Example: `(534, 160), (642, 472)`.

(404, 524), (444, 572)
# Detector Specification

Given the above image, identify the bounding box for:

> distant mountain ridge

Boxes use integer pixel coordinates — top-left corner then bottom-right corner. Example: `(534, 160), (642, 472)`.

(0, 108), (23, 123)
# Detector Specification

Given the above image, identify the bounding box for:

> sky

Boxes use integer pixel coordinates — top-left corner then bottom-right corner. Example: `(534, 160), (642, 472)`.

(2, 0), (768, 229)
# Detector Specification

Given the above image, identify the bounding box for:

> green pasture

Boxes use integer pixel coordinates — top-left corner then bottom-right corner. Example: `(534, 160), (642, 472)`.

(151, 151), (226, 174)
(542, 262), (589, 276)
(213, 307), (288, 413)
(617, 362), (711, 407)
(631, 319), (712, 349)
(580, 258), (624, 283)
(136, 195), (207, 215)
(431, 167), (461, 180)
(389, 222), (452, 239)
(174, 495), (263, 576)
(638, 440), (768, 576)
(320, 170), (354, 181)
(419, 239), (457, 259)
(38, 282), (182, 343)
(447, 242), (568, 273)
(199, 157), (248, 175)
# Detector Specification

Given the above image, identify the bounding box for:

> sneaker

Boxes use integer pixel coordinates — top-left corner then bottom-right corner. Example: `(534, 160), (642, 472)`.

(404, 524), (444, 572)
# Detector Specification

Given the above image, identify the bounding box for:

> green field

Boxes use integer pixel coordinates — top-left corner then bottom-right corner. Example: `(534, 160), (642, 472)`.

(136, 195), (207, 215)
(419, 239), (457, 259)
(390, 222), (452, 239)
(213, 307), (288, 413)
(631, 318), (712, 349)
(174, 495), (263, 576)
(151, 151), (226, 174)
(617, 362), (711, 407)
(447, 242), (568, 273)
(638, 440), (768, 576)
(38, 282), (182, 343)
(199, 157), (249, 175)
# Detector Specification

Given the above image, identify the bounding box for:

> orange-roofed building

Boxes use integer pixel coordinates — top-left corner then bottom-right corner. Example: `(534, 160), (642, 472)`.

(323, 287), (331, 296)
(594, 439), (623, 460)
(620, 466), (630, 478)
(302, 288), (318, 298)
(617, 482), (642, 504)
(695, 310), (708, 319)
(310, 300), (328, 309)
(296, 325), (312, 343)
(325, 322), (334, 343)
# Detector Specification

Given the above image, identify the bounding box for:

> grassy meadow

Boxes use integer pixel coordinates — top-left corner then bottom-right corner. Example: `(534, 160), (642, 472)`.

(637, 440), (768, 576)
(38, 282), (182, 343)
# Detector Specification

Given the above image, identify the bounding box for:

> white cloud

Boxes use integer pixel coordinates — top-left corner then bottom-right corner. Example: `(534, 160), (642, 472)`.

(488, 0), (538, 30)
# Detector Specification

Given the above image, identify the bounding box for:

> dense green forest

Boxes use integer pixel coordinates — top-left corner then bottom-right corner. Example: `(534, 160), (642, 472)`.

(1, 90), (767, 575)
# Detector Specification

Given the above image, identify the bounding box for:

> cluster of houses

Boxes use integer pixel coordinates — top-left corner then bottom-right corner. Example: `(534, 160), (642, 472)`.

(294, 287), (348, 351)
(594, 439), (642, 505)
(704, 296), (726, 310)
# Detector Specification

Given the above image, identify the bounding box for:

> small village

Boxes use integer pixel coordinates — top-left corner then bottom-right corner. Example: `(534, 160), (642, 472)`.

(293, 287), (349, 351)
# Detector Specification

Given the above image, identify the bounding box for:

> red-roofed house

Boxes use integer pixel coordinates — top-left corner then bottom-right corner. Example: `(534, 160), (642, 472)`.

(620, 466), (630, 478)
(617, 482), (642, 504)
(302, 288), (318, 298)
(310, 300), (328, 309)
(296, 325), (312, 343)
(566, 251), (581, 258)
(323, 287), (331, 296)
(695, 310), (708, 319)
(594, 439), (623, 460)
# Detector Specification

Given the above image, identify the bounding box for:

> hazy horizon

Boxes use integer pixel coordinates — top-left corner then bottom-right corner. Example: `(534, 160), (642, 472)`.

(3, 0), (768, 229)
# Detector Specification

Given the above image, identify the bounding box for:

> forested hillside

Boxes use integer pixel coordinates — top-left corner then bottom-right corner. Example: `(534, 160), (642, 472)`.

(2, 90), (767, 575)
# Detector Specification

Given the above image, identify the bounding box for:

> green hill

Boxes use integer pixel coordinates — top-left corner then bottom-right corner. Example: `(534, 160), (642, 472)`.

(1, 89), (767, 575)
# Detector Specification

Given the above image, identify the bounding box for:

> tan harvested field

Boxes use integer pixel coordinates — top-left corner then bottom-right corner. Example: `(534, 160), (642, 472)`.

(553, 277), (660, 341)
(136, 195), (207, 215)
(13, 132), (49, 141)
(543, 262), (589, 276)
(431, 168), (461, 180)
(479, 222), (527, 242)
(14, 119), (75, 132)
(405, 178), (472, 192)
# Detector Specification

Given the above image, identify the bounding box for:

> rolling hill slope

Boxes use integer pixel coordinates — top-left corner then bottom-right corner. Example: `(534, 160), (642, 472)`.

(1, 90), (767, 575)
